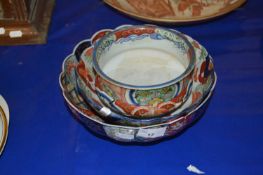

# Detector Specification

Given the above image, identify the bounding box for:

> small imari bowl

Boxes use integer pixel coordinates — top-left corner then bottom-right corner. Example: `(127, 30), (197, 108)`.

(91, 25), (196, 118)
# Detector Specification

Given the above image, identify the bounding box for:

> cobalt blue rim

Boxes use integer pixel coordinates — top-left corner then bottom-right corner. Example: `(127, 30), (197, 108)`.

(92, 25), (196, 90)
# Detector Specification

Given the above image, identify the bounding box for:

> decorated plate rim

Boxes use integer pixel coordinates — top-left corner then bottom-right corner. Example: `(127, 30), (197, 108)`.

(104, 0), (246, 24)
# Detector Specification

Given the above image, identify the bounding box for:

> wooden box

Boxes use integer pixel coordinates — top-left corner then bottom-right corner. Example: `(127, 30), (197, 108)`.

(0, 0), (55, 45)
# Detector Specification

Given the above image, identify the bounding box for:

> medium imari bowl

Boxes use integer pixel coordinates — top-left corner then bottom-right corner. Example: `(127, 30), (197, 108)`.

(63, 30), (214, 126)
(81, 25), (196, 118)
(59, 70), (216, 143)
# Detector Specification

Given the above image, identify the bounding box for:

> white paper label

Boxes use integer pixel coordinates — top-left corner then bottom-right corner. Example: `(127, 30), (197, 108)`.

(0, 28), (5, 35)
(9, 31), (23, 38)
(99, 107), (111, 116)
(115, 132), (135, 140)
(187, 164), (205, 174)
(137, 127), (167, 138)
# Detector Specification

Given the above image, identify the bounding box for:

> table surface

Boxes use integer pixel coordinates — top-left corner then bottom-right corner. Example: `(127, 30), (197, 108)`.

(0, 1), (263, 174)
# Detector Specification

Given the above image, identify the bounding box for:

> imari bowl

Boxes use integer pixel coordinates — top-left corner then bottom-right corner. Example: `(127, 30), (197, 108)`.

(69, 25), (215, 126)
(78, 25), (196, 118)
(59, 70), (216, 143)
(69, 25), (214, 126)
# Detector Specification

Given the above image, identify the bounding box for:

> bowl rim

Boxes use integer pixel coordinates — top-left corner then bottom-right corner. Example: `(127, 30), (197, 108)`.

(92, 25), (196, 90)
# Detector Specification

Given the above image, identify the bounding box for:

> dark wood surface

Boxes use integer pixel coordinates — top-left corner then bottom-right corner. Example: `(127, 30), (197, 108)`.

(0, 0), (55, 45)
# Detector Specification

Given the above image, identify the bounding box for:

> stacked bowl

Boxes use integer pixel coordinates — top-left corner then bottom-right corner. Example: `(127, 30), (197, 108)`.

(59, 25), (217, 143)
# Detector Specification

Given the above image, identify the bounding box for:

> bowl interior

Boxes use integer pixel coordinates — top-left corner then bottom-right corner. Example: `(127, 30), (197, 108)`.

(93, 26), (195, 88)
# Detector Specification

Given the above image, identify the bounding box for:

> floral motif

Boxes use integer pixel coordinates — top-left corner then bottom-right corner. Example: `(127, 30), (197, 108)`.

(132, 86), (177, 105)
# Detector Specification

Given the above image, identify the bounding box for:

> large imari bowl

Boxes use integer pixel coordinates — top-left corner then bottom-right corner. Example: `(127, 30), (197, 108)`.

(59, 70), (216, 143)
(71, 26), (214, 126)
(79, 25), (196, 118)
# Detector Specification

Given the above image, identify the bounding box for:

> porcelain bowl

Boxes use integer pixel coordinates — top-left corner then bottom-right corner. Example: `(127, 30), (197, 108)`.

(65, 52), (214, 126)
(68, 25), (215, 126)
(59, 25), (217, 142)
(59, 70), (216, 143)
(79, 25), (196, 118)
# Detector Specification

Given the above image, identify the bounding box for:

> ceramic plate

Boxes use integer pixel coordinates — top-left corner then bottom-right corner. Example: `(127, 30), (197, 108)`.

(104, 0), (246, 24)
(0, 95), (9, 124)
(0, 104), (8, 155)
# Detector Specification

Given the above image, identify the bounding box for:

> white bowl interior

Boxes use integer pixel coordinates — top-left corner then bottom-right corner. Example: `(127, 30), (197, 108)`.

(97, 34), (190, 86)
